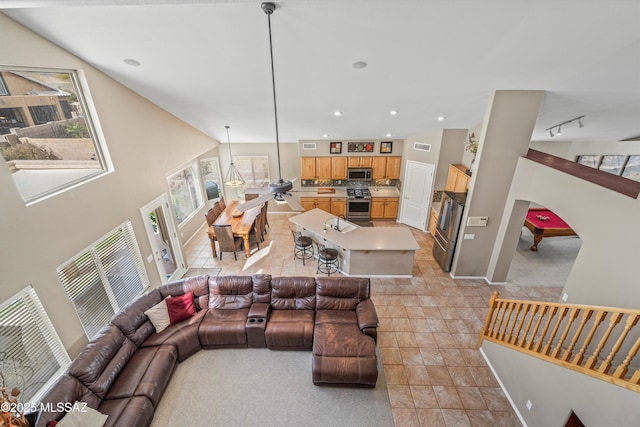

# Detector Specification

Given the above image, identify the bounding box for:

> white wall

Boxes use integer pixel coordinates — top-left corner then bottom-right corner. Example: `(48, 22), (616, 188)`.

(0, 14), (217, 356)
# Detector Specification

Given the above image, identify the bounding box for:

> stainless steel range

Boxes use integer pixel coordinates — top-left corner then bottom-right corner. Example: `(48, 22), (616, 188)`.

(346, 187), (371, 220)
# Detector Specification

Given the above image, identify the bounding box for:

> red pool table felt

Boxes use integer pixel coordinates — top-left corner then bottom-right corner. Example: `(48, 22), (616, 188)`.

(523, 208), (576, 251)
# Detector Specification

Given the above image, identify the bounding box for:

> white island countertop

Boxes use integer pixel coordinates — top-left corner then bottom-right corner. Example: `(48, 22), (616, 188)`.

(289, 208), (419, 251)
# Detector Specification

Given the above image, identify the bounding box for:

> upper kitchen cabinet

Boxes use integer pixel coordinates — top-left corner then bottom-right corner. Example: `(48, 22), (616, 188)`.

(372, 156), (401, 179)
(445, 164), (471, 192)
(348, 156), (373, 168)
(301, 157), (332, 180)
(331, 157), (348, 180)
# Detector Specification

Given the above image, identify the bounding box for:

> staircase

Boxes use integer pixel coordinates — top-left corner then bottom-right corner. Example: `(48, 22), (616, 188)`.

(478, 291), (640, 392)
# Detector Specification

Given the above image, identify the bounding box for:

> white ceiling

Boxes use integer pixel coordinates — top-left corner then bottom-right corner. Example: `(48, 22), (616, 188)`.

(3, 0), (640, 144)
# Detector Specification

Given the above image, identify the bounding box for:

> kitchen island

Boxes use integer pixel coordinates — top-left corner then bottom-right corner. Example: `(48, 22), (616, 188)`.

(289, 208), (420, 277)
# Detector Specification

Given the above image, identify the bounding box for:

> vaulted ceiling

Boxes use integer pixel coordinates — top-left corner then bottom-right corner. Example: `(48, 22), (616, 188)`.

(3, 0), (640, 144)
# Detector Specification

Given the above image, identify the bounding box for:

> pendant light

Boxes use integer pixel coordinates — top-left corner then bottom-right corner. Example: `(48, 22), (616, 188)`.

(223, 125), (245, 187)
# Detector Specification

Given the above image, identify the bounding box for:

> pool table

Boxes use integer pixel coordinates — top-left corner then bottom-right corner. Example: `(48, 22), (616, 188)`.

(523, 207), (577, 251)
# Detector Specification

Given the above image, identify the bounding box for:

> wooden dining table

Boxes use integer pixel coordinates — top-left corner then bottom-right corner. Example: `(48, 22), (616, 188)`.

(207, 199), (262, 259)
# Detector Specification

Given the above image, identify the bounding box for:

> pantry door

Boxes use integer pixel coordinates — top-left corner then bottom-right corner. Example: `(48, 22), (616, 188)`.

(400, 161), (434, 230)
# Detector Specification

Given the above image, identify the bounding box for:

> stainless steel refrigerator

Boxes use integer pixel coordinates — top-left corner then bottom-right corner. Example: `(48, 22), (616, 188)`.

(432, 191), (467, 272)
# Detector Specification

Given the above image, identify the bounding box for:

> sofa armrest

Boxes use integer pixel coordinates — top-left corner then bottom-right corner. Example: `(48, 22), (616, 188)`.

(248, 302), (271, 319)
(356, 299), (379, 338)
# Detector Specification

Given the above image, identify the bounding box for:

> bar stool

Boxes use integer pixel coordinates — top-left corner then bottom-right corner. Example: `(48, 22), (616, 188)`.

(317, 244), (339, 276)
(291, 229), (314, 265)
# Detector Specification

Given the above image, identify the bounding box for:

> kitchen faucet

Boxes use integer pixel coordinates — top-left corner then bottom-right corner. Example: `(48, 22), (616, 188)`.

(336, 214), (346, 232)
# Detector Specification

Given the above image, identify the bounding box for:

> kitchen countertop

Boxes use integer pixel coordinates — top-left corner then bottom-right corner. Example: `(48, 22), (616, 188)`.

(296, 186), (400, 198)
(289, 208), (419, 251)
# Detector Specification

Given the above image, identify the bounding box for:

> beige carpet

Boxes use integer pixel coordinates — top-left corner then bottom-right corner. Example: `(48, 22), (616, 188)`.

(151, 348), (394, 427)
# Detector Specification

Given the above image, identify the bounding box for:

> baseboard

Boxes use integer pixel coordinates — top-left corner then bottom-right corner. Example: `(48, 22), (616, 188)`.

(479, 346), (528, 427)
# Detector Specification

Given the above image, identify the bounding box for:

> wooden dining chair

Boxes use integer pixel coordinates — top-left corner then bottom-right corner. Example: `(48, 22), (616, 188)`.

(218, 197), (226, 211)
(260, 201), (269, 236)
(246, 213), (262, 250)
(205, 203), (221, 227)
(245, 193), (259, 201)
(213, 225), (243, 260)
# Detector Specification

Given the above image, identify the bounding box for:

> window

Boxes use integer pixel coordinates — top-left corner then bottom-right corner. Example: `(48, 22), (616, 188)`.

(57, 221), (149, 339)
(167, 162), (204, 225)
(199, 157), (223, 202)
(0, 67), (111, 204)
(236, 156), (270, 195)
(622, 155), (640, 182)
(576, 154), (640, 182)
(0, 287), (70, 402)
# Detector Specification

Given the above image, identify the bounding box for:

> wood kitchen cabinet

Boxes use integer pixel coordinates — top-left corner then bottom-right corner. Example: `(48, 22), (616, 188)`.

(348, 156), (373, 168)
(428, 207), (439, 234)
(301, 157), (332, 180)
(300, 197), (331, 213)
(445, 164), (470, 192)
(330, 197), (347, 217)
(370, 197), (399, 219)
(331, 157), (347, 179)
(372, 156), (401, 179)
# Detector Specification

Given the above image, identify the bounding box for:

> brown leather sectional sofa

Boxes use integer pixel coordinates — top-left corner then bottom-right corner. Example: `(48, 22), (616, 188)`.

(36, 274), (379, 427)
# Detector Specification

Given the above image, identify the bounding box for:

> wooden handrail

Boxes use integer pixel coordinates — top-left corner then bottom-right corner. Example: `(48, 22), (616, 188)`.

(479, 291), (640, 393)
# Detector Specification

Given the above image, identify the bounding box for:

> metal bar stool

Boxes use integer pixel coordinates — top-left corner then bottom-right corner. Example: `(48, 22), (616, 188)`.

(317, 243), (339, 276)
(291, 229), (314, 265)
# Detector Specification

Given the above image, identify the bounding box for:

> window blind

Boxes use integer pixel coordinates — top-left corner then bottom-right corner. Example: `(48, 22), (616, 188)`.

(0, 287), (70, 402)
(57, 221), (149, 339)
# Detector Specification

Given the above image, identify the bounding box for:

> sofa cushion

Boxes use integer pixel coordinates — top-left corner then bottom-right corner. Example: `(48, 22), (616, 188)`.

(111, 289), (163, 346)
(97, 396), (154, 427)
(199, 308), (249, 348)
(57, 407), (107, 427)
(315, 277), (370, 310)
(313, 322), (375, 358)
(159, 275), (210, 310)
(252, 274), (272, 304)
(66, 325), (137, 399)
(105, 345), (177, 408)
(141, 309), (206, 362)
(315, 310), (357, 325)
(144, 300), (170, 333)
(271, 277), (316, 310)
(166, 292), (196, 325)
(265, 310), (315, 350)
(36, 375), (101, 427)
(312, 354), (378, 387)
(208, 276), (253, 309)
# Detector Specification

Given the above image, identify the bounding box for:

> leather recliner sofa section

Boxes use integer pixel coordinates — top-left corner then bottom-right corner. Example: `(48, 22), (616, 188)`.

(36, 274), (379, 427)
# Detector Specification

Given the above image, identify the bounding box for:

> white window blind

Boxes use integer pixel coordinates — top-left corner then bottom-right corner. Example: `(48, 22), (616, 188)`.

(0, 287), (70, 402)
(57, 221), (149, 340)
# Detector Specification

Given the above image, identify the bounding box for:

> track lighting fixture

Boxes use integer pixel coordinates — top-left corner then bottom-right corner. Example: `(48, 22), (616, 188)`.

(545, 115), (585, 138)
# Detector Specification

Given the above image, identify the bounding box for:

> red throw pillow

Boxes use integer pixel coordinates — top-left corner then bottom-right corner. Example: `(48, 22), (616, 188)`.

(166, 292), (196, 325)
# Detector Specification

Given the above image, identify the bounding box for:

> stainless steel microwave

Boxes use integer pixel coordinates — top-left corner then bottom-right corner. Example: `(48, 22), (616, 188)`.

(347, 168), (372, 181)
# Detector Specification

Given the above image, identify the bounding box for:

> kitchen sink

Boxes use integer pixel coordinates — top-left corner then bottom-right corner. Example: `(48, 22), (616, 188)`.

(324, 218), (357, 233)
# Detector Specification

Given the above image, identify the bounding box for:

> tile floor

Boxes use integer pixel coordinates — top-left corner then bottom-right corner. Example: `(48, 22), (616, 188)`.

(184, 212), (562, 427)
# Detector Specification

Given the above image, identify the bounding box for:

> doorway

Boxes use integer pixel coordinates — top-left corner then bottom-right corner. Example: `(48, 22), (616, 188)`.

(140, 194), (185, 283)
(400, 160), (435, 230)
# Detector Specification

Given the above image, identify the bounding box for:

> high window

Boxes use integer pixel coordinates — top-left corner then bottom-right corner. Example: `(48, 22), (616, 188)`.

(0, 67), (111, 204)
(0, 287), (70, 402)
(167, 162), (204, 225)
(56, 221), (149, 339)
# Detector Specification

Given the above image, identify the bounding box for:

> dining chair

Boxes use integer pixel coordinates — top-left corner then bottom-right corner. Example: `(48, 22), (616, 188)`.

(218, 197), (226, 211)
(260, 201), (269, 236)
(245, 193), (260, 201)
(246, 213), (262, 250)
(213, 225), (243, 260)
(205, 202), (221, 227)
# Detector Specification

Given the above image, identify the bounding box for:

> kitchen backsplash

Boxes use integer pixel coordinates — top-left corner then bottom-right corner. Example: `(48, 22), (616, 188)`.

(301, 179), (400, 187)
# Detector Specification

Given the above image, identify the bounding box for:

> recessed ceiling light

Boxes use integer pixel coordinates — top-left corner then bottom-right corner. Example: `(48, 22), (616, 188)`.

(123, 58), (141, 67)
(390, 110), (398, 115)
(334, 111), (343, 116)
(386, 133), (392, 137)
(437, 115), (446, 121)
(322, 134), (329, 138)
(352, 61), (367, 69)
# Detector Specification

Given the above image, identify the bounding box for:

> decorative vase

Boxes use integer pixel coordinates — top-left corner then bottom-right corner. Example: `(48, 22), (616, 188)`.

(469, 156), (476, 175)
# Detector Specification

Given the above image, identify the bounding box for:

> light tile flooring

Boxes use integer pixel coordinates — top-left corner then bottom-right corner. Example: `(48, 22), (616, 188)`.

(184, 213), (562, 427)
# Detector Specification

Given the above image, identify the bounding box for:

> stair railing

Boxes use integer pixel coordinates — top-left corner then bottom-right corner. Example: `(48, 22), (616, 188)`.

(479, 291), (640, 392)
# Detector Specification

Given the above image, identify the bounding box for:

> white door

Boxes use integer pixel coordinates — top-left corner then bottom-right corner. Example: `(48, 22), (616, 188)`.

(400, 160), (434, 230)
(140, 194), (186, 283)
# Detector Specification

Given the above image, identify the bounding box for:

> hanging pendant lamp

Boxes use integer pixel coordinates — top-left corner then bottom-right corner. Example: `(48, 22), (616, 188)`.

(223, 125), (245, 187)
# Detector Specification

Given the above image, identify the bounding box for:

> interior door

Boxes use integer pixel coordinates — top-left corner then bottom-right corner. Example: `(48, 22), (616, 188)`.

(140, 194), (185, 283)
(400, 160), (434, 230)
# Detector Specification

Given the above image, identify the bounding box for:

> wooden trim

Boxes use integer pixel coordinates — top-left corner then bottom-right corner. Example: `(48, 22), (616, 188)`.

(524, 149), (640, 199)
